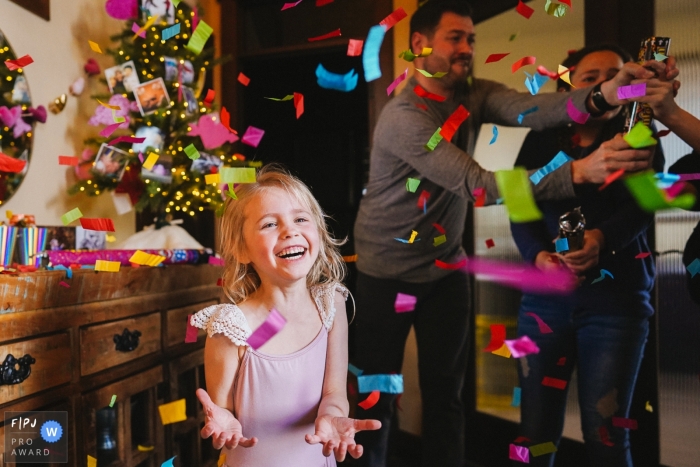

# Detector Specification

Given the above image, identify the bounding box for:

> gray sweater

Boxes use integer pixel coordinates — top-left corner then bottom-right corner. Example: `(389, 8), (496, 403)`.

(354, 76), (591, 283)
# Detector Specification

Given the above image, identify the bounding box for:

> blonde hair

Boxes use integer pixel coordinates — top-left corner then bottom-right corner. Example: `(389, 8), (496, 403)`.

(219, 164), (346, 304)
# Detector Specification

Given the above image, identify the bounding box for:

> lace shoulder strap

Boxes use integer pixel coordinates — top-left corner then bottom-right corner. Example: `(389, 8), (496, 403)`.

(189, 304), (252, 346)
(310, 282), (350, 330)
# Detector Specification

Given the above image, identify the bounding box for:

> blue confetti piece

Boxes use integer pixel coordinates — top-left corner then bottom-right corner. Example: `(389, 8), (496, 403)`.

(530, 151), (573, 185)
(161, 456), (176, 467)
(655, 172), (681, 189)
(394, 237), (421, 243)
(358, 374), (404, 394)
(162, 23), (181, 41)
(348, 363), (364, 377)
(511, 387), (521, 407)
(524, 71), (549, 95)
(316, 64), (358, 92)
(423, 198), (427, 214)
(518, 106), (539, 124)
(489, 125), (498, 145)
(81, 265), (95, 269)
(555, 237), (569, 253)
(688, 258), (700, 277)
(363, 25), (386, 82)
(591, 268), (614, 284)
(496, 198), (504, 205)
(52, 264), (73, 279)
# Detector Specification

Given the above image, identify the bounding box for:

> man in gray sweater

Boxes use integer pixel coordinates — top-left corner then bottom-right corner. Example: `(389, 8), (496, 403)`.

(351, 2), (676, 466)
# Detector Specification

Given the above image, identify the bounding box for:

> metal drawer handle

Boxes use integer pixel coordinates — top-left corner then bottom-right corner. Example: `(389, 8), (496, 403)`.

(113, 328), (142, 352)
(0, 353), (36, 385)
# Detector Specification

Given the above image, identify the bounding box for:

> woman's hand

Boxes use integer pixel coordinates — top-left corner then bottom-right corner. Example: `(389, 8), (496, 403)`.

(305, 415), (381, 462)
(196, 388), (258, 450)
(571, 133), (655, 183)
(534, 250), (563, 273)
(559, 229), (605, 276)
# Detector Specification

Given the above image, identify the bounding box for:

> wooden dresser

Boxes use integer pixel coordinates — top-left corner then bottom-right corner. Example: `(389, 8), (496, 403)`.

(0, 265), (223, 467)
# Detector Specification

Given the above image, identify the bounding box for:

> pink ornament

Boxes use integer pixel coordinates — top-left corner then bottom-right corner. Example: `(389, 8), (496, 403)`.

(84, 58), (101, 76)
(28, 105), (47, 123)
(105, 0), (138, 20)
(81, 148), (96, 161)
(88, 94), (132, 128)
(0, 105), (20, 127)
(188, 113), (240, 149)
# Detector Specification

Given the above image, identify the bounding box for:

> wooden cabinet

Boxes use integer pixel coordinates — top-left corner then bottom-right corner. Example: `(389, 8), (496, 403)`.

(0, 266), (222, 467)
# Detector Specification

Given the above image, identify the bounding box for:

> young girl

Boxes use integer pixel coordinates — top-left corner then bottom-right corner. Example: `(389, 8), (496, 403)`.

(191, 165), (380, 466)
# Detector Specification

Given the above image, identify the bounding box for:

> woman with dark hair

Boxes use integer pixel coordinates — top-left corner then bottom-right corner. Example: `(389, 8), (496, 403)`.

(510, 45), (666, 467)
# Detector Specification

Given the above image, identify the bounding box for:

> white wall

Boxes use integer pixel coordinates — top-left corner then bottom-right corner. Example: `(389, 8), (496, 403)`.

(0, 0), (135, 241)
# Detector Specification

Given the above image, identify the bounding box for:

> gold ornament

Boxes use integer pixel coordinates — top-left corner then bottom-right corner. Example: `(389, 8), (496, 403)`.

(48, 94), (68, 114)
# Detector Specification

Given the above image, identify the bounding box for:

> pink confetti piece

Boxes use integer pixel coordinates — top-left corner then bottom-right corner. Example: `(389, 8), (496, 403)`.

(59, 281), (71, 288)
(524, 312), (553, 333)
(107, 136), (146, 146)
(308, 28), (342, 42)
(509, 444), (530, 463)
(617, 83), (646, 100)
(387, 68), (408, 95)
(281, 0), (303, 10)
(566, 97), (590, 124)
(394, 292), (417, 313)
(185, 314), (199, 343)
(635, 252), (651, 259)
(460, 257), (576, 295)
(347, 39), (364, 56)
(208, 256), (225, 266)
(246, 308), (287, 350)
(665, 181), (686, 198)
(99, 122), (122, 138)
(131, 22), (146, 38)
(612, 417), (638, 430)
(505, 335), (540, 358)
(678, 173), (700, 181)
(241, 126), (265, 148)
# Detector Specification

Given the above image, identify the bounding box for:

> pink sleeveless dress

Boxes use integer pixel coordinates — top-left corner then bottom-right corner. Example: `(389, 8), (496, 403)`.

(191, 283), (348, 467)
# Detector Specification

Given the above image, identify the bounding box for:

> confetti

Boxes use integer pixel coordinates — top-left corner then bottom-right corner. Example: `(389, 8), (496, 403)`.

(387, 68), (409, 95)
(130, 250), (166, 267)
(158, 399), (187, 425)
(161, 457), (176, 467)
(509, 444), (529, 463)
(358, 390), (380, 409)
(612, 417), (638, 430)
(544, 0), (568, 17)
(142, 152), (159, 170)
(424, 127), (443, 151)
(687, 258), (700, 277)
(247, 308), (287, 350)
(495, 168), (543, 222)
(485, 53), (510, 63)
(138, 445), (155, 452)
(635, 252), (651, 259)
(435, 258), (467, 270)
(654, 52), (668, 61)
(4, 54), (33, 71)
(566, 97), (589, 124)
(416, 68), (447, 78)
(529, 441), (557, 457)
(241, 126), (265, 147)
(342, 254), (358, 262)
(439, 105), (470, 142)
(80, 218), (116, 232)
(88, 41), (103, 53)
(379, 7), (407, 31)
(645, 401), (653, 412)
(203, 89), (216, 105)
(617, 83), (647, 100)
(61, 208), (83, 226)
(512, 56), (536, 73)
(524, 312), (553, 333)
(489, 126), (499, 144)
(0, 152), (27, 173)
(524, 71), (549, 95)
(59, 281), (71, 288)
(432, 223), (446, 234)
(505, 335), (540, 358)
(358, 374), (403, 393)
(624, 122), (657, 148)
(492, 343), (512, 358)
(511, 387), (522, 407)
(598, 168), (625, 191)
(294, 92), (304, 119)
(133, 14), (159, 40)
(186, 20), (213, 55)
(347, 39), (364, 56)
(316, 64), (358, 92)
(317, 0), (334, 6)
(205, 174), (220, 184)
(591, 268), (614, 284)
(530, 151), (573, 184)
(220, 167), (257, 184)
(433, 235), (446, 246)
(348, 363), (363, 376)
(281, 0), (303, 10)
(184, 144), (200, 160)
(394, 292), (417, 312)
(185, 314), (199, 343)
(308, 28), (342, 42)
(88, 455), (97, 467)
(483, 324), (506, 352)
(406, 178), (421, 193)
(625, 171), (695, 212)
(485, 239), (495, 249)
(95, 260), (121, 272)
(542, 376), (567, 389)
(363, 25), (386, 82)
(414, 84), (446, 102)
(162, 23), (181, 41)
(518, 106), (539, 124)
(398, 47), (432, 62)
(58, 156), (80, 166)
(516, 0), (535, 19)
(109, 394), (117, 407)
(132, 22), (147, 38)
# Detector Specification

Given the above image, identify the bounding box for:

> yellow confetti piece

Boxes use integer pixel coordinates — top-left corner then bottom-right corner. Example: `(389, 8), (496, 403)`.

(87, 455), (97, 467)
(205, 173), (220, 184)
(143, 152), (159, 171)
(248, 161), (263, 168)
(61, 207), (83, 226)
(95, 260), (121, 272)
(129, 250), (166, 267)
(408, 230), (418, 244)
(624, 122), (658, 149)
(217, 453), (226, 467)
(342, 254), (358, 262)
(96, 99), (121, 111)
(433, 234), (446, 246)
(133, 15), (159, 41)
(88, 41), (103, 53)
(106, 235), (116, 243)
(492, 343), (512, 358)
(558, 65), (574, 87)
(645, 401), (653, 412)
(137, 445), (155, 452)
(6, 210), (13, 220)
(158, 399), (187, 425)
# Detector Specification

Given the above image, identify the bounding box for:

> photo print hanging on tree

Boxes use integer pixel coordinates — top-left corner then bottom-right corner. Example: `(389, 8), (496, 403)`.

(141, 0), (175, 24)
(132, 126), (165, 153)
(190, 152), (222, 174)
(93, 143), (129, 180)
(133, 77), (171, 116)
(141, 153), (173, 184)
(181, 86), (198, 115)
(11, 76), (31, 104)
(164, 57), (195, 84)
(105, 60), (140, 94)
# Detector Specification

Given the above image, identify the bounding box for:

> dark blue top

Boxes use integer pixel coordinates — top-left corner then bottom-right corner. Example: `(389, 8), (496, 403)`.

(510, 118), (664, 316)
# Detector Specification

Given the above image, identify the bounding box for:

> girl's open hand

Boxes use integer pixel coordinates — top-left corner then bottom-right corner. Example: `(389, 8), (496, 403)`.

(305, 415), (381, 461)
(196, 388), (258, 450)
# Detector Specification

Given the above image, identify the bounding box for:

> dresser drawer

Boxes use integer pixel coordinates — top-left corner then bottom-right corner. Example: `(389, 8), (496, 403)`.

(0, 333), (72, 404)
(80, 313), (161, 375)
(165, 301), (217, 348)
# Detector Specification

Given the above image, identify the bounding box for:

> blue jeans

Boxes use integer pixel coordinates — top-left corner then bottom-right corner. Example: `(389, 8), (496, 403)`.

(516, 294), (650, 467)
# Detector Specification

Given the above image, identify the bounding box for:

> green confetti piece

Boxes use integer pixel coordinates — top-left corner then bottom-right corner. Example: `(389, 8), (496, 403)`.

(495, 168), (543, 223)
(109, 394), (117, 408)
(219, 167), (256, 183)
(398, 48), (432, 62)
(184, 144), (200, 160)
(529, 442), (557, 457)
(416, 68), (447, 78)
(433, 234), (446, 246)
(226, 185), (238, 200)
(425, 127), (443, 151)
(509, 32), (520, 41)
(623, 122), (658, 149)
(248, 161), (263, 168)
(544, 0), (568, 17)
(264, 95), (294, 101)
(185, 20), (213, 55)
(624, 171), (696, 212)
(61, 207), (83, 226)
(406, 178), (421, 193)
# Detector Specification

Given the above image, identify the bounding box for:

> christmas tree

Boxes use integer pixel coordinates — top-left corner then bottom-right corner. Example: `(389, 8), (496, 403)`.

(69, 1), (245, 223)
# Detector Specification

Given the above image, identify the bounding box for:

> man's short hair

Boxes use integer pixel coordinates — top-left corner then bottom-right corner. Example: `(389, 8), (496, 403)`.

(558, 44), (633, 89)
(410, 0), (474, 43)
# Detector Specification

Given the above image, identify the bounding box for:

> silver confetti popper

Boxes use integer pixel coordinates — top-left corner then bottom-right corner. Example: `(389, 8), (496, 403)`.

(558, 207), (586, 253)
